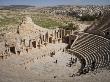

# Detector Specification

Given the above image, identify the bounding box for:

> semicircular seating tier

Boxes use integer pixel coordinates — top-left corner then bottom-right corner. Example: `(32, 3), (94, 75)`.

(70, 32), (110, 71)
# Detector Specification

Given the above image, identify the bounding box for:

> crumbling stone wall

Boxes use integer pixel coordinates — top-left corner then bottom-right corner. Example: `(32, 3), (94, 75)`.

(0, 16), (76, 61)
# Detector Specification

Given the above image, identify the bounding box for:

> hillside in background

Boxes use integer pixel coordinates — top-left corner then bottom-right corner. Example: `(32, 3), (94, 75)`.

(84, 10), (110, 39)
(0, 5), (109, 31)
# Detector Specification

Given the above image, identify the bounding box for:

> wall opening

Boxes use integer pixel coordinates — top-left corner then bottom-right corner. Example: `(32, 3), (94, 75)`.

(32, 41), (36, 48)
(62, 36), (69, 44)
(49, 37), (52, 43)
(17, 51), (20, 55)
(70, 40), (74, 45)
(10, 47), (16, 54)
(0, 56), (4, 60)
(106, 31), (109, 35)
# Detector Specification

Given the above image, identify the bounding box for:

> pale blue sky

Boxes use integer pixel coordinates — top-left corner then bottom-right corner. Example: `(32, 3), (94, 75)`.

(0, 0), (110, 6)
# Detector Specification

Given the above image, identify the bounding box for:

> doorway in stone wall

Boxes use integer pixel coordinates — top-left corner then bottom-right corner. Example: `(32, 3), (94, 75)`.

(10, 46), (16, 54)
(49, 37), (52, 43)
(32, 41), (36, 48)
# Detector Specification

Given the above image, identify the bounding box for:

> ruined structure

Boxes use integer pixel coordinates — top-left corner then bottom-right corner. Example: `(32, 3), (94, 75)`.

(69, 11), (110, 74)
(1, 12), (110, 77)
(0, 16), (75, 61)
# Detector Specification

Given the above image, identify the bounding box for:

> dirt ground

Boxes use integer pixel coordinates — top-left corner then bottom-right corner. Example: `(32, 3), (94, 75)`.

(0, 43), (110, 82)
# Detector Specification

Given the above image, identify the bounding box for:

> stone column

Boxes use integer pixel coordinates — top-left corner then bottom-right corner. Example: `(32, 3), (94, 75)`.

(40, 35), (43, 44)
(22, 39), (25, 46)
(53, 39), (55, 44)
(29, 40), (31, 47)
(54, 30), (57, 39)
(57, 31), (59, 38)
(60, 29), (62, 38)
(15, 47), (17, 54)
(43, 35), (45, 42)
(64, 29), (65, 36)
(62, 29), (65, 37)
(37, 40), (41, 49)
(71, 30), (74, 35)
(8, 47), (11, 55)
